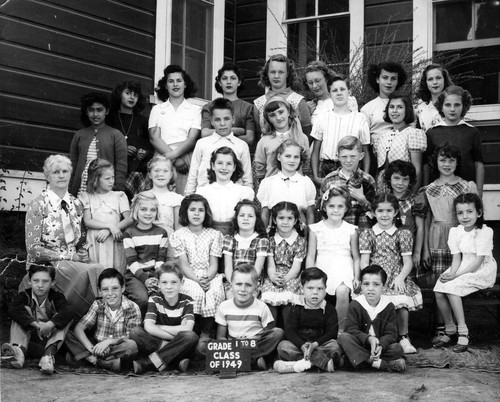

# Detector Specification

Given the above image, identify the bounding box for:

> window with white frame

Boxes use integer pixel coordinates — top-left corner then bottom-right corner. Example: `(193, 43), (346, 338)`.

(171, 0), (214, 99)
(284, 0), (350, 75)
(433, 0), (500, 105)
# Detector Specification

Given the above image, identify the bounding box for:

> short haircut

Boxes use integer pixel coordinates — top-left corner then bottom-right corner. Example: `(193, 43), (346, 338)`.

(330, 74), (349, 89)
(43, 154), (72, 178)
(370, 192), (401, 227)
(215, 62), (246, 94)
(417, 64), (454, 103)
(383, 92), (415, 124)
(337, 136), (362, 153)
(360, 264), (387, 286)
(259, 54), (297, 89)
(300, 267), (327, 287)
(109, 80), (147, 114)
(80, 92), (110, 127)
(155, 64), (197, 102)
(86, 158), (114, 194)
(156, 262), (183, 281)
(263, 97), (296, 135)
(28, 264), (55, 281)
(367, 62), (407, 93)
(454, 193), (484, 229)
(231, 263), (259, 284)
(209, 97), (234, 116)
(274, 139), (306, 171)
(98, 268), (124, 288)
(130, 191), (160, 221)
(178, 194), (214, 228)
(384, 160), (417, 191)
(430, 143), (462, 178)
(435, 85), (473, 117)
(207, 146), (243, 184)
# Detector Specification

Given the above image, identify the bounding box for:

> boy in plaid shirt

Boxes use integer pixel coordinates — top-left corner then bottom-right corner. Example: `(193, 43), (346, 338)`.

(65, 268), (141, 372)
(319, 136), (376, 232)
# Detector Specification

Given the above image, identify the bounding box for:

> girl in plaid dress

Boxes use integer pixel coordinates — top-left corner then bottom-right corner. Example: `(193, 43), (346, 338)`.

(222, 200), (269, 285)
(360, 193), (422, 354)
(260, 202), (306, 325)
(169, 194), (224, 339)
(374, 93), (427, 192)
(421, 144), (478, 343)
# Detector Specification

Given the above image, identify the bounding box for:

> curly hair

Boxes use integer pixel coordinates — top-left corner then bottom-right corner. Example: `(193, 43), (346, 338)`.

(435, 85), (472, 118)
(230, 199), (267, 236)
(258, 54), (297, 89)
(268, 201), (304, 237)
(80, 92), (110, 127)
(155, 65), (197, 102)
(207, 146), (243, 184)
(86, 158), (114, 194)
(178, 194), (213, 228)
(384, 160), (416, 192)
(215, 62), (246, 94)
(302, 60), (338, 93)
(109, 80), (147, 114)
(383, 92), (415, 124)
(454, 193), (484, 229)
(430, 143), (462, 178)
(366, 62), (407, 93)
(417, 64), (454, 103)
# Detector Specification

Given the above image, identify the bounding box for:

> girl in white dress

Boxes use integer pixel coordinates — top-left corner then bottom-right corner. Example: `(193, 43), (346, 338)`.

(433, 193), (497, 352)
(80, 159), (134, 273)
(306, 187), (360, 331)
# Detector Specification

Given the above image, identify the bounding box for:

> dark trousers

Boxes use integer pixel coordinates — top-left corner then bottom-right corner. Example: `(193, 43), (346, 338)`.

(129, 327), (198, 371)
(65, 330), (138, 361)
(338, 332), (404, 368)
(124, 270), (149, 317)
(277, 339), (342, 371)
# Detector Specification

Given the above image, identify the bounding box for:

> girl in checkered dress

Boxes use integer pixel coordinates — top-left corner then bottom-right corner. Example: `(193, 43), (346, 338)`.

(421, 144), (478, 344)
(374, 93), (427, 192)
(222, 200), (269, 287)
(359, 193), (422, 354)
(169, 194), (224, 338)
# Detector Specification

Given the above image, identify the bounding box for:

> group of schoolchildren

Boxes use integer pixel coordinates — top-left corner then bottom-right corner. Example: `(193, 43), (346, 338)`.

(2, 55), (497, 376)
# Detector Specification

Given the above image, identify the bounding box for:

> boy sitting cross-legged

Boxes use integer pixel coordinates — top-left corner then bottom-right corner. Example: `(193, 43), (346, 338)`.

(274, 267), (342, 373)
(214, 263), (284, 370)
(1, 264), (73, 374)
(338, 265), (406, 372)
(65, 268), (141, 372)
(130, 263), (199, 373)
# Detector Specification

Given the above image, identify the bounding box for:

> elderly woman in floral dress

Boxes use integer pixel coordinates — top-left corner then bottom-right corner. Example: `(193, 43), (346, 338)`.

(21, 155), (104, 318)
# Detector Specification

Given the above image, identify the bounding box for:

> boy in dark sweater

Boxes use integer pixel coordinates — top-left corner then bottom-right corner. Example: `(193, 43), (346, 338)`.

(274, 268), (341, 373)
(1, 265), (73, 374)
(338, 265), (405, 372)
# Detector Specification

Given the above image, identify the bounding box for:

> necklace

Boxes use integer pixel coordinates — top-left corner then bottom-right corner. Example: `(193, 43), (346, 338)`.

(117, 112), (133, 140)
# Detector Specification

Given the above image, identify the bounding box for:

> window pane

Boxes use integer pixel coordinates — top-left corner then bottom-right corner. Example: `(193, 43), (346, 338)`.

(435, 1), (472, 43)
(320, 16), (350, 71)
(171, 43), (183, 66)
(185, 49), (206, 97)
(172, 1), (184, 44)
(475, 0), (500, 40)
(319, 0), (348, 14)
(287, 21), (316, 67)
(287, 0), (314, 19)
(436, 45), (500, 104)
(186, 0), (208, 51)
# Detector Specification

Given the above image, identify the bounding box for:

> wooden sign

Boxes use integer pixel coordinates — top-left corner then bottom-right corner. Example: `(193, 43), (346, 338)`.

(206, 339), (257, 376)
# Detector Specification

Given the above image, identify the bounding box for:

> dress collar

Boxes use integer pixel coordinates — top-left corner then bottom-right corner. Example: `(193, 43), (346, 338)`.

(277, 171), (300, 182)
(211, 132), (236, 143)
(234, 232), (259, 243)
(372, 224), (397, 236)
(434, 119), (473, 128)
(304, 299), (327, 311)
(46, 188), (71, 208)
(274, 230), (298, 245)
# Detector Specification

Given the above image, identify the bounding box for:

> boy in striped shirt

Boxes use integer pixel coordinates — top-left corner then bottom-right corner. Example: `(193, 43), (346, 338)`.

(130, 263), (199, 373)
(215, 264), (284, 370)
